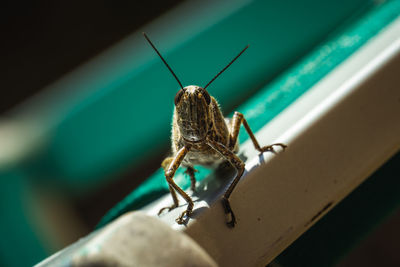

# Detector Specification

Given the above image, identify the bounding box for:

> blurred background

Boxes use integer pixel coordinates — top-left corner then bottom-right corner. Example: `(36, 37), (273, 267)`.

(1, 0), (399, 266)
(1, 1), (184, 265)
(1, 0), (183, 113)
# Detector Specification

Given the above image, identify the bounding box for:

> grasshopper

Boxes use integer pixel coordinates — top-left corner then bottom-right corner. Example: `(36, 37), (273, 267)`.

(143, 33), (286, 228)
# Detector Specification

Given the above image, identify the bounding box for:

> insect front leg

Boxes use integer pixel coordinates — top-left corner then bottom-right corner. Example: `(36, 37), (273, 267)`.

(207, 139), (245, 228)
(160, 145), (195, 225)
(228, 111), (287, 152)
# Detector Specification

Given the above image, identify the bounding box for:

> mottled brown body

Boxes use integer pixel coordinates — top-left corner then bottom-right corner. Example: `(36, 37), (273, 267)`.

(173, 90), (234, 168)
(143, 32), (286, 227)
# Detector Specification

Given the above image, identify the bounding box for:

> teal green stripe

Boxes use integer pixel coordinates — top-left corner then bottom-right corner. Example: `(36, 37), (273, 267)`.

(238, 0), (400, 140)
(97, 0), (400, 228)
(0, 170), (48, 266)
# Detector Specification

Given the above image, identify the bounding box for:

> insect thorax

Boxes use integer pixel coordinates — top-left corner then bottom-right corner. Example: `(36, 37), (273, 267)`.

(172, 95), (231, 167)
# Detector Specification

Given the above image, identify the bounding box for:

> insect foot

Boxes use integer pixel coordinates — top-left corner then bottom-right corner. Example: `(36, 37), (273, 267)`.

(158, 204), (178, 216)
(176, 204), (194, 225)
(258, 143), (287, 154)
(221, 197), (237, 228)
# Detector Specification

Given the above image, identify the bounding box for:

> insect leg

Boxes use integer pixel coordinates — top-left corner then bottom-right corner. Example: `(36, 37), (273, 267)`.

(158, 157), (180, 215)
(161, 156), (174, 170)
(228, 111), (287, 152)
(158, 184), (180, 215)
(207, 139), (245, 228)
(162, 145), (195, 224)
(184, 166), (198, 192)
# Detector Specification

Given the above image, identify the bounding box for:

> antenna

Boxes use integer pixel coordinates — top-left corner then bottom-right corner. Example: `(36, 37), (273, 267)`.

(143, 32), (184, 89)
(204, 45), (249, 90)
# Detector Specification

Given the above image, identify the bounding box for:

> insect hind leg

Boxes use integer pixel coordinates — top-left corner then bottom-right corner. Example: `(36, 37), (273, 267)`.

(184, 166), (198, 192)
(158, 185), (179, 215)
(228, 111), (287, 152)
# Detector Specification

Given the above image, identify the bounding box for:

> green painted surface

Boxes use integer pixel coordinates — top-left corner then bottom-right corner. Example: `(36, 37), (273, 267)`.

(97, 0), (400, 228)
(0, 170), (47, 267)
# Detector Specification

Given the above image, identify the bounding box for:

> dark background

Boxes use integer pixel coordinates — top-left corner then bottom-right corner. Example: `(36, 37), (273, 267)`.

(0, 0), (183, 114)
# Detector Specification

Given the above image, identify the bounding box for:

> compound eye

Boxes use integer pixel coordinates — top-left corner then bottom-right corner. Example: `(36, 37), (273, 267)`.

(203, 90), (211, 105)
(174, 89), (184, 105)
